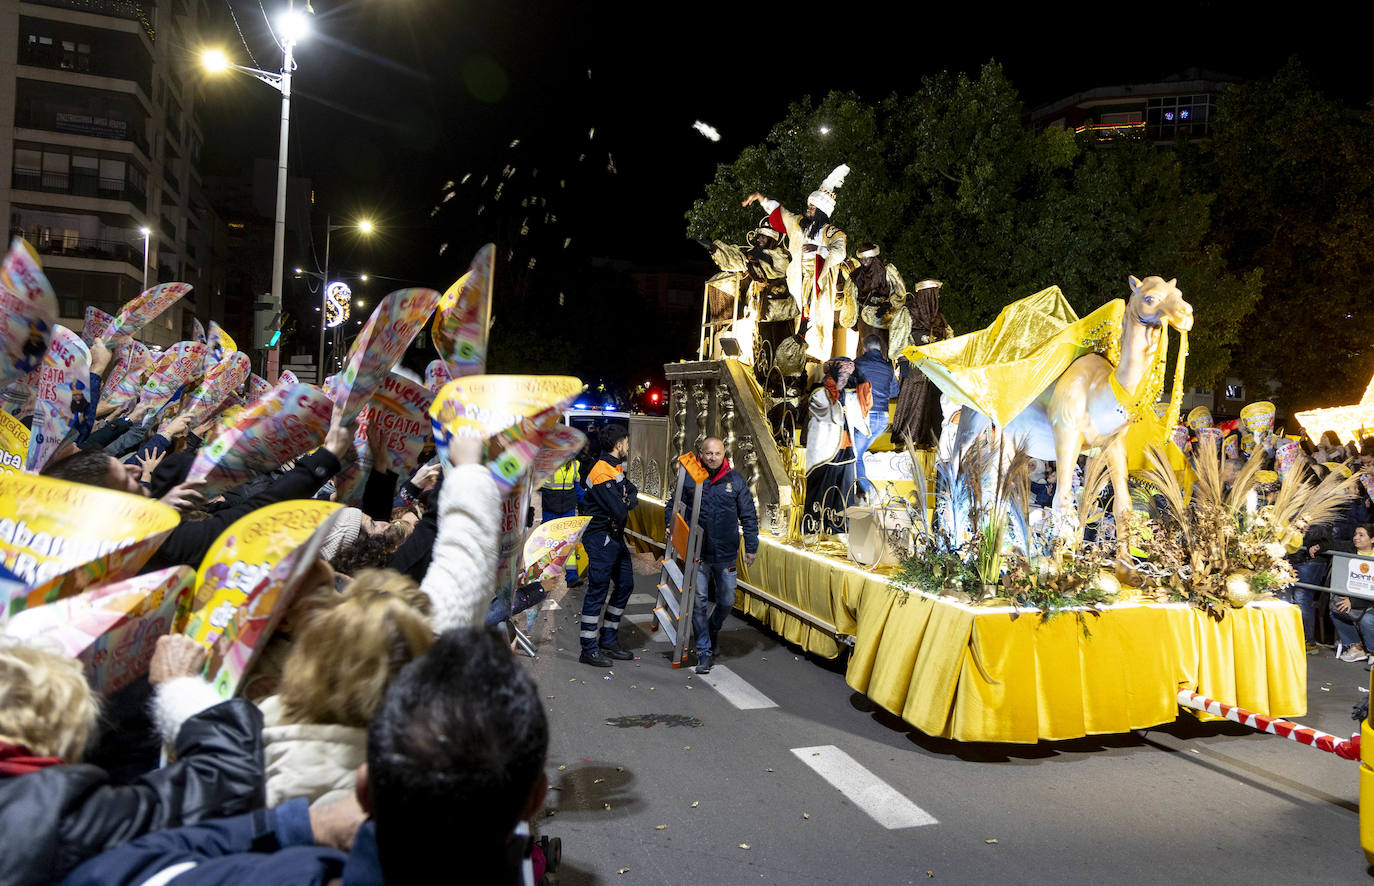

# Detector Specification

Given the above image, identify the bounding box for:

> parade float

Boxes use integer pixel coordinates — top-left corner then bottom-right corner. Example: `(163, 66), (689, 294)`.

(625, 261), (1360, 743)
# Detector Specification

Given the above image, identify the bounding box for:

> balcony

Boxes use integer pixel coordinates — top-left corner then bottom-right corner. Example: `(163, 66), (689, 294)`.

(22, 0), (157, 41)
(14, 107), (150, 157)
(18, 39), (153, 95)
(11, 168), (147, 212)
(11, 228), (140, 266)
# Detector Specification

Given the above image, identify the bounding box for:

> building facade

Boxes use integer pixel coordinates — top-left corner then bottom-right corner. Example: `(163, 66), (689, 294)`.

(1029, 68), (1242, 144)
(0, 0), (225, 348)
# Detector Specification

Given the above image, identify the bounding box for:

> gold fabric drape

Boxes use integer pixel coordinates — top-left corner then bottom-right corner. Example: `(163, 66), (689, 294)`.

(902, 286), (1124, 428)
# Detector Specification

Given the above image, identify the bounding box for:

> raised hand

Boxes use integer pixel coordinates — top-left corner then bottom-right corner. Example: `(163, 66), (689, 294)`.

(148, 635), (208, 685)
(159, 480), (205, 512)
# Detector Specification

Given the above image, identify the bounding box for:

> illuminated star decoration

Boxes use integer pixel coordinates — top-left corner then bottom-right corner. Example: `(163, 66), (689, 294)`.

(692, 120), (721, 142)
(1295, 374), (1374, 444)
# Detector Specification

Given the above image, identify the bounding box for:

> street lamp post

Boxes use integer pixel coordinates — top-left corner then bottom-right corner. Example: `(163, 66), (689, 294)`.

(138, 226), (150, 292)
(202, 4), (309, 376)
(317, 216), (374, 374)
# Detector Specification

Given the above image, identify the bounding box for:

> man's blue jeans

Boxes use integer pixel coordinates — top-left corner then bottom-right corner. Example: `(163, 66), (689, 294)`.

(693, 561), (738, 656)
(851, 410), (889, 495)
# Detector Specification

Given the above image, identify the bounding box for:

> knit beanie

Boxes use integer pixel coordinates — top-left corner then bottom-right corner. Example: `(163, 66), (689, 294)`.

(319, 507), (364, 561)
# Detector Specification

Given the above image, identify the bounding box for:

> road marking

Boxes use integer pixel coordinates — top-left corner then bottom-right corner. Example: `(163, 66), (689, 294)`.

(540, 599), (561, 611)
(790, 745), (938, 829)
(628, 592), (655, 606)
(702, 665), (778, 710)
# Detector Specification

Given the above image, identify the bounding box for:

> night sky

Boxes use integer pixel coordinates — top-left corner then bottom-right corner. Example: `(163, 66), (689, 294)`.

(197, 2), (1366, 341)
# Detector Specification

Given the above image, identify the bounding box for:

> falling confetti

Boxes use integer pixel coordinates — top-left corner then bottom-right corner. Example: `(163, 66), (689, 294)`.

(738, 844), (751, 850)
(502, 165), (515, 178)
(617, 869), (629, 876)
(438, 243), (448, 255)
(578, 153), (585, 162)
(558, 292), (565, 306)
(560, 179), (566, 188)
(589, 127), (595, 140)
(985, 839), (998, 845)
(803, 813), (810, 819)
(520, 219), (530, 236)
(691, 801), (699, 808)
(476, 205), (485, 215)
(480, 175), (489, 187)
(442, 191), (455, 203)
(442, 179), (454, 189)
(521, 198), (528, 207)
(655, 825), (668, 830)
(692, 120), (721, 142)
(429, 206), (440, 217)
(563, 237), (572, 249)
(527, 257), (536, 270)
(494, 182), (505, 200)
(607, 153), (617, 174)
(509, 138), (520, 148)
(461, 172), (472, 184)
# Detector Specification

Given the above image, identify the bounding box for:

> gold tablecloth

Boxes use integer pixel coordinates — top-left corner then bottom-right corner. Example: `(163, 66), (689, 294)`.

(626, 498), (1306, 744)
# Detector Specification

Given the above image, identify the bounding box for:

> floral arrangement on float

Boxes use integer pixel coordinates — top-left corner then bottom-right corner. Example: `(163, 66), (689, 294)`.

(888, 433), (1361, 629)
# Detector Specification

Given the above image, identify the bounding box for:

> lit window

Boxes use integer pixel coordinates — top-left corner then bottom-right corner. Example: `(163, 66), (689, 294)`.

(1226, 384), (1244, 400)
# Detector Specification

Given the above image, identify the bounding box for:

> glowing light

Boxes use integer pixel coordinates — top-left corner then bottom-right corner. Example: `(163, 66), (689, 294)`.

(201, 49), (229, 73)
(357, 219), (374, 234)
(324, 281), (352, 328)
(355, 299), (364, 307)
(138, 226), (151, 236)
(818, 125), (831, 135)
(1180, 108), (1191, 119)
(1295, 375), (1374, 445)
(277, 11), (310, 43)
(692, 120), (721, 142)
(359, 274), (369, 281)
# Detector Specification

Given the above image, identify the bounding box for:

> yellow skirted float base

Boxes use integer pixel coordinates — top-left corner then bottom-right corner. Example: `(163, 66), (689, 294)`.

(626, 498), (1306, 744)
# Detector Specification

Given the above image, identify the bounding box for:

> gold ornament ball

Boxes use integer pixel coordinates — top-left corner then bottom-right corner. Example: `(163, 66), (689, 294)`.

(1224, 572), (1256, 608)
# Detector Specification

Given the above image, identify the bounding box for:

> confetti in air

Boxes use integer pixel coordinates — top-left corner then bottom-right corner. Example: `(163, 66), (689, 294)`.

(442, 179), (454, 190)
(509, 138), (520, 148)
(442, 191), (454, 203)
(461, 173), (471, 184)
(438, 242), (448, 255)
(607, 153), (616, 174)
(560, 179), (566, 188)
(578, 154), (585, 163)
(476, 205), (485, 215)
(481, 175), (489, 187)
(692, 121), (721, 142)
(588, 127), (595, 140)
(563, 237), (572, 249)
(527, 257), (536, 270)
(429, 207), (439, 217)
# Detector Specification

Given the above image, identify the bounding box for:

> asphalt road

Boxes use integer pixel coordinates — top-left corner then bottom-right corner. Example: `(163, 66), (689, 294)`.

(520, 564), (1371, 885)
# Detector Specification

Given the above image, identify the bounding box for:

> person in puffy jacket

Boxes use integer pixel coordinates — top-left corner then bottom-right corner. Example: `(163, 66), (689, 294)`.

(0, 637), (265, 886)
(665, 437), (759, 674)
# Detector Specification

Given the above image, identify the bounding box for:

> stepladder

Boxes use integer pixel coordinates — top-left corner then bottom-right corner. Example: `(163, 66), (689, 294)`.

(655, 453), (709, 668)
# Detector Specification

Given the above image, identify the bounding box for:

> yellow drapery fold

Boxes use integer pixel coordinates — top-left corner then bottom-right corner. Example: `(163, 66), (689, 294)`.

(901, 286), (1124, 428)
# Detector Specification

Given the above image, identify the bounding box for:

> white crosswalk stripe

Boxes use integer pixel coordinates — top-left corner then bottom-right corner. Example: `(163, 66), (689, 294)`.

(790, 745), (938, 829)
(699, 665), (778, 710)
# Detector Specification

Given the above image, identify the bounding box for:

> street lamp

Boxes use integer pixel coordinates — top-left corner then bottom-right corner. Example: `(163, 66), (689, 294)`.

(200, 3), (310, 374)
(138, 226), (151, 292)
(318, 216), (375, 373)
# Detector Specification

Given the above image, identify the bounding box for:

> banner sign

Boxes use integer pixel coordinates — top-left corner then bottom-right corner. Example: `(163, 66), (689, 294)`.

(82, 306), (115, 346)
(174, 351), (250, 431)
(0, 238), (58, 391)
(424, 359), (452, 395)
(202, 507), (343, 698)
(185, 382), (332, 498)
(136, 341), (208, 412)
(2, 566), (193, 695)
(185, 500), (340, 647)
(520, 516), (591, 584)
(106, 283), (192, 343)
(0, 473), (179, 619)
(333, 287), (440, 425)
(333, 372), (433, 505)
(25, 325), (90, 472)
(0, 411), (29, 474)
(432, 244), (493, 379)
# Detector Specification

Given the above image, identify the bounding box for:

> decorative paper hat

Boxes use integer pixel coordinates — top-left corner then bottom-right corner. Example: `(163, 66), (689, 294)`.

(1240, 401), (1276, 436)
(1187, 406), (1213, 431)
(856, 243), (881, 259)
(1223, 434), (1240, 459)
(806, 163), (850, 217)
(1323, 461), (1353, 479)
(1197, 426), (1224, 451)
(1255, 470), (1279, 485)
(1275, 440), (1301, 476)
(1171, 424), (1190, 450)
(753, 221), (781, 244)
(912, 279), (942, 293)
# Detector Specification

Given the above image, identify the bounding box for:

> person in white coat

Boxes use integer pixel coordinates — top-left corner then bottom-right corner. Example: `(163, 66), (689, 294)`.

(803, 358), (871, 536)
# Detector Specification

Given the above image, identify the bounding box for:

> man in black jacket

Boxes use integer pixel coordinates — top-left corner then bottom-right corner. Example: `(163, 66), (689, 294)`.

(666, 437), (759, 674)
(577, 424), (638, 668)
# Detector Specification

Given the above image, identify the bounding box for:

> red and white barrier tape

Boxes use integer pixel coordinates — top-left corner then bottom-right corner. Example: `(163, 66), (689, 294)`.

(1176, 689), (1362, 761)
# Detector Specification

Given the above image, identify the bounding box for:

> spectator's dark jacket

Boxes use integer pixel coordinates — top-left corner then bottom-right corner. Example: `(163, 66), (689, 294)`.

(0, 700), (265, 886)
(583, 453), (637, 536)
(59, 798), (379, 886)
(666, 459), (759, 566)
(141, 448), (342, 574)
(853, 351), (895, 413)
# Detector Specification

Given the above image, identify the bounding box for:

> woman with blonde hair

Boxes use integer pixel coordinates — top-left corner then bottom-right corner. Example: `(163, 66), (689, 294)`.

(257, 569), (435, 807)
(0, 637), (265, 886)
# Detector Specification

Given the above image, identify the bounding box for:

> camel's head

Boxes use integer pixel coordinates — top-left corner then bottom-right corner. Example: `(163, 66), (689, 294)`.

(1128, 275), (1193, 332)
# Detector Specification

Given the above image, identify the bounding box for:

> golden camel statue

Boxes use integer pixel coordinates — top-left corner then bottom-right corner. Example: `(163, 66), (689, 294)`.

(907, 276), (1193, 544)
